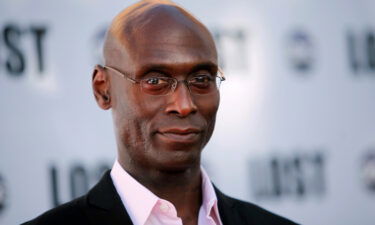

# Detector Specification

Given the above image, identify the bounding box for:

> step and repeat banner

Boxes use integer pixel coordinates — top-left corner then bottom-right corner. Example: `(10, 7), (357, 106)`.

(1, 0), (375, 224)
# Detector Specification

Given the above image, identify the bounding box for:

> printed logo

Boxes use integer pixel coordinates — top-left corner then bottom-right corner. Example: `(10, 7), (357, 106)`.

(361, 150), (375, 192)
(249, 151), (325, 200)
(0, 174), (6, 215)
(287, 30), (314, 73)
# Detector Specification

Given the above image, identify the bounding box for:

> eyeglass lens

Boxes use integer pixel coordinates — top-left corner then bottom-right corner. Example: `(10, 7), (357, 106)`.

(140, 76), (222, 96)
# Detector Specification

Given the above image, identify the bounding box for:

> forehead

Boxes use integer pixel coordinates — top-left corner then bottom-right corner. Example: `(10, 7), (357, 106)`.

(132, 33), (217, 72)
(122, 5), (217, 73)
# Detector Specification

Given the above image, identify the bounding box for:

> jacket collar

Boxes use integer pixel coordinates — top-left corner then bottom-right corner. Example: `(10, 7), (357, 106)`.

(214, 185), (244, 225)
(85, 170), (134, 225)
(85, 170), (242, 225)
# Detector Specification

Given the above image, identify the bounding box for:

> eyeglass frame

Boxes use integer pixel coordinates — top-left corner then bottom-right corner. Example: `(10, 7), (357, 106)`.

(102, 65), (226, 96)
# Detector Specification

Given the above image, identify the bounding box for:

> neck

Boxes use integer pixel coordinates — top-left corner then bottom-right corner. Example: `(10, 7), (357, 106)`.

(118, 159), (202, 224)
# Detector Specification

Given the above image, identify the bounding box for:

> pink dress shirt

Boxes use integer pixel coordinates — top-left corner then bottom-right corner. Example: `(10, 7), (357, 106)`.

(110, 160), (223, 225)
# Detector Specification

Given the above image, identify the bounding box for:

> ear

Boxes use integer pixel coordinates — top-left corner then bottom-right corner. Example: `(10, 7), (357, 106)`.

(92, 65), (112, 110)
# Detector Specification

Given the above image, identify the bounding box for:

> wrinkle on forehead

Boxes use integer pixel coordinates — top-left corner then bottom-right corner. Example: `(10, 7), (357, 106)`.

(103, 0), (216, 65)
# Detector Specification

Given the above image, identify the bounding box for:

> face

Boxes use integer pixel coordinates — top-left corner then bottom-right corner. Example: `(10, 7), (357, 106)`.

(95, 8), (220, 173)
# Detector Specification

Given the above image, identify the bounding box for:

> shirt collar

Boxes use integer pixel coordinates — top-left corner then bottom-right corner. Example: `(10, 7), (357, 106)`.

(200, 167), (222, 225)
(110, 160), (222, 225)
(110, 160), (158, 225)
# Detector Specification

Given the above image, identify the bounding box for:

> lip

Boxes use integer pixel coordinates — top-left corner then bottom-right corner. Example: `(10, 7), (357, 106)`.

(156, 127), (202, 143)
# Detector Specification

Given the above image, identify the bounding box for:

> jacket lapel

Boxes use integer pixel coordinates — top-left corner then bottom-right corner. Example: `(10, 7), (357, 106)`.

(215, 186), (245, 225)
(83, 170), (134, 225)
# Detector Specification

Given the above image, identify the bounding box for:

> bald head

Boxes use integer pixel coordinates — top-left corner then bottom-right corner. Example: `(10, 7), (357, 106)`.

(103, 0), (217, 66)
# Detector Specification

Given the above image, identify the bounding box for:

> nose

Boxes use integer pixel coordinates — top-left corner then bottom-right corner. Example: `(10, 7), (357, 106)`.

(165, 81), (198, 117)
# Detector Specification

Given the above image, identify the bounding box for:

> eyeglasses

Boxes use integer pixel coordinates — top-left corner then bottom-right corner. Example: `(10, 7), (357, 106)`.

(103, 65), (225, 96)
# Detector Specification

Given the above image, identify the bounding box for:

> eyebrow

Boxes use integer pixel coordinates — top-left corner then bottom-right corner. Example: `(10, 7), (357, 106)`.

(137, 62), (218, 77)
(190, 62), (218, 73)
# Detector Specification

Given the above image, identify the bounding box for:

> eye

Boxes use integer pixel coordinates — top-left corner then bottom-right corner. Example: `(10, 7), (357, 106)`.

(145, 77), (169, 85)
(190, 74), (213, 84)
(141, 77), (171, 95)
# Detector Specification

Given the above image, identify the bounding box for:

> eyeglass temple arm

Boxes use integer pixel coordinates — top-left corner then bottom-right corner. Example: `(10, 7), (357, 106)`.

(218, 68), (226, 81)
(103, 66), (138, 83)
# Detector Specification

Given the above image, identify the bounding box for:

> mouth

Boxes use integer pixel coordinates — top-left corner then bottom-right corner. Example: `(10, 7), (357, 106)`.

(156, 128), (202, 144)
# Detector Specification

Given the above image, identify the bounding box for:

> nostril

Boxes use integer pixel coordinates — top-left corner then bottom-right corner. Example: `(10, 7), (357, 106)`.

(176, 105), (197, 118)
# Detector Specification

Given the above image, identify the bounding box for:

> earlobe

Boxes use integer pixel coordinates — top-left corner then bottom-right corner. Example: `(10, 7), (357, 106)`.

(92, 65), (112, 110)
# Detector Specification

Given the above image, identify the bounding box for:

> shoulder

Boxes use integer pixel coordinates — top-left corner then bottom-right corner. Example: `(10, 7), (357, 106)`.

(215, 188), (299, 225)
(21, 170), (125, 225)
(230, 196), (298, 225)
(21, 196), (88, 225)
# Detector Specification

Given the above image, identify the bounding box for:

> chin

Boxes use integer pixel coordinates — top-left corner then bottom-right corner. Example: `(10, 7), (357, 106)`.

(154, 150), (201, 173)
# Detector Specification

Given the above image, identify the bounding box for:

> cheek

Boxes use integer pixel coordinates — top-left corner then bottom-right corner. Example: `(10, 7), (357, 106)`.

(197, 93), (220, 140)
(113, 91), (162, 150)
(199, 93), (220, 120)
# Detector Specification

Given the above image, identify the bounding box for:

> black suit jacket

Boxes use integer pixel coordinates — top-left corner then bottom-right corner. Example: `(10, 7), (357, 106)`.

(22, 171), (298, 225)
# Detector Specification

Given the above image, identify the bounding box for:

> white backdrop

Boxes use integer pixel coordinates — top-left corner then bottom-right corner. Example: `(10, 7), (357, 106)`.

(1, 0), (375, 224)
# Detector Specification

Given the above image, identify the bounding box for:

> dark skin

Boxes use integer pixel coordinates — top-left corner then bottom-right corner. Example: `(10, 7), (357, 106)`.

(92, 2), (219, 225)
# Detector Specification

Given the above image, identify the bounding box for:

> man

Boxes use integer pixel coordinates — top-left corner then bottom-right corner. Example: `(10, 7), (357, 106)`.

(23, 0), (298, 224)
